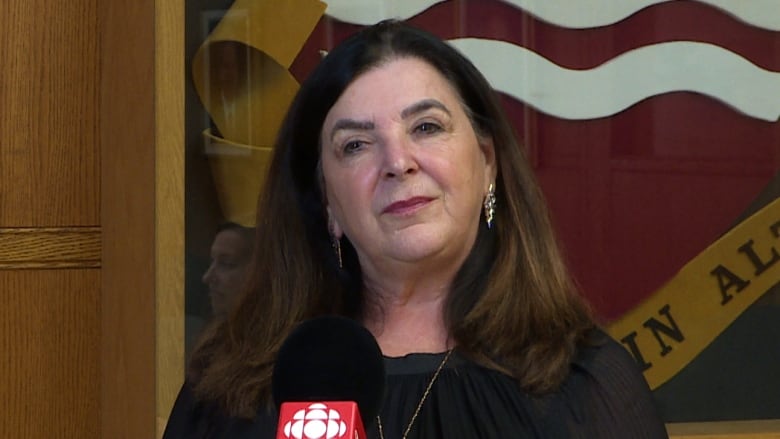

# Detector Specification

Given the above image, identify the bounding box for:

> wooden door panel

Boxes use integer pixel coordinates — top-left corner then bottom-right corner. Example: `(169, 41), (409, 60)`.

(0, 269), (100, 438)
(0, 0), (99, 226)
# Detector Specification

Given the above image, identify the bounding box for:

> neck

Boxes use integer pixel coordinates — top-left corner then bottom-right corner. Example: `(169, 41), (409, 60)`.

(361, 276), (451, 357)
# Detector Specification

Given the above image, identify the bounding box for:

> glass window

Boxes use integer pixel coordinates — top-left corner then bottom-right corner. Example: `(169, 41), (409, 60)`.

(184, 0), (780, 423)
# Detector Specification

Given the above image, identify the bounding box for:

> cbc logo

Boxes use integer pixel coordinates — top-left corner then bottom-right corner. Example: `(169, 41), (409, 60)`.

(281, 403), (349, 439)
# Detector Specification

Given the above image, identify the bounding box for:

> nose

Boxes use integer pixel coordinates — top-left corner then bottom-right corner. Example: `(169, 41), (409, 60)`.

(202, 262), (215, 284)
(382, 136), (418, 179)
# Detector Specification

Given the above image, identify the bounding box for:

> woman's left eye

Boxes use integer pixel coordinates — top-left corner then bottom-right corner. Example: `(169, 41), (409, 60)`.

(341, 139), (366, 154)
(414, 122), (442, 134)
(217, 260), (239, 269)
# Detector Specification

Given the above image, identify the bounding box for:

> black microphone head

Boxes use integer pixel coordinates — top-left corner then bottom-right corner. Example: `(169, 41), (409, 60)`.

(272, 316), (385, 424)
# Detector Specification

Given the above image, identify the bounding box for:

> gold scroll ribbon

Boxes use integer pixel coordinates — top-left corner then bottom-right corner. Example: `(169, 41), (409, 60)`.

(607, 197), (780, 389)
(192, 0), (326, 226)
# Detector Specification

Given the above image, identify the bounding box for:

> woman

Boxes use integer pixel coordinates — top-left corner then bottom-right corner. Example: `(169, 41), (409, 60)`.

(165, 20), (667, 438)
(188, 222), (254, 356)
(202, 222), (254, 317)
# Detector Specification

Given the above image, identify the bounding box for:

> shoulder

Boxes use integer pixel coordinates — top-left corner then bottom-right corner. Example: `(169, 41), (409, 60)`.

(573, 328), (648, 386)
(559, 328), (669, 438)
(162, 380), (199, 439)
(163, 380), (279, 439)
(162, 380), (232, 438)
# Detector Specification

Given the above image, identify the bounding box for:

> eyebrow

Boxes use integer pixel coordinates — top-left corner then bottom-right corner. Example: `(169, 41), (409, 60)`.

(328, 119), (375, 143)
(327, 99), (452, 142)
(400, 98), (451, 120)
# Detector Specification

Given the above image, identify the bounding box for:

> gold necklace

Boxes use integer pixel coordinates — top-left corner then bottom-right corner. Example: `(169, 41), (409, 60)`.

(375, 349), (454, 439)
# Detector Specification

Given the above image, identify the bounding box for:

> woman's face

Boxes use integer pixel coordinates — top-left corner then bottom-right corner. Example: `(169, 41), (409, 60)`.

(320, 57), (496, 279)
(202, 229), (252, 315)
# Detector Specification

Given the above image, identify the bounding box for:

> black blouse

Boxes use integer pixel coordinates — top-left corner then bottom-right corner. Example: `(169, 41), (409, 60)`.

(163, 330), (668, 438)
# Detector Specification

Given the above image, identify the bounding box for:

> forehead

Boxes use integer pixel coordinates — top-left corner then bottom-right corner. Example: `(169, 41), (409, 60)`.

(211, 229), (250, 254)
(324, 57), (463, 122)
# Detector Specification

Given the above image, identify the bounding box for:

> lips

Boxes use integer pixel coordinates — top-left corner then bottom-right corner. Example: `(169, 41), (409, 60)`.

(382, 196), (434, 215)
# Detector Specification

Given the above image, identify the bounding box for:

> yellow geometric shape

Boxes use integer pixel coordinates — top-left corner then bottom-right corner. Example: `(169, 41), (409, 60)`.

(191, 0), (326, 224)
(202, 129), (273, 227)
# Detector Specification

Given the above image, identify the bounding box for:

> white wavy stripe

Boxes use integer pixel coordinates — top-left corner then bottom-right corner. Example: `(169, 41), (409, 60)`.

(324, 0), (445, 25)
(698, 0), (780, 32)
(501, 0), (780, 31)
(447, 39), (780, 121)
(324, 0), (780, 31)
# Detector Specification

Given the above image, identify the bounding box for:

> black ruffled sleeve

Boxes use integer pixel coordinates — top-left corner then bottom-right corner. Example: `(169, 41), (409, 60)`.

(559, 330), (669, 438)
(162, 380), (277, 439)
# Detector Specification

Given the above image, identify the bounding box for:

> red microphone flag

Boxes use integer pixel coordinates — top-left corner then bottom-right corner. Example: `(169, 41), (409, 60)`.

(276, 401), (366, 439)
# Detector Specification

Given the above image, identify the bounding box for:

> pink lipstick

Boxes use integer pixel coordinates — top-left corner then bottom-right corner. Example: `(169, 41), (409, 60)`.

(382, 197), (433, 215)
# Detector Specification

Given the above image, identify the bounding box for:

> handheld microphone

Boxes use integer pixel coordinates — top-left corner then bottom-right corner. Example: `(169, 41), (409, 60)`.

(272, 316), (385, 439)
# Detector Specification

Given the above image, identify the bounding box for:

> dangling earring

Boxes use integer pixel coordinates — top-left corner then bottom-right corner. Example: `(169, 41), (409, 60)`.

(331, 235), (343, 269)
(483, 183), (496, 229)
(327, 215), (343, 269)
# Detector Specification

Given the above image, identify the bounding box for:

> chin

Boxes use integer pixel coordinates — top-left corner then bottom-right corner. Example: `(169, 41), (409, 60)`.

(386, 237), (454, 263)
(209, 294), (226, 314)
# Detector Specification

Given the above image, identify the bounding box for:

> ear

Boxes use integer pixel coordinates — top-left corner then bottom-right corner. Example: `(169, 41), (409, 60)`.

(326, 205), (343, 239)
(479, 135), (498, 188)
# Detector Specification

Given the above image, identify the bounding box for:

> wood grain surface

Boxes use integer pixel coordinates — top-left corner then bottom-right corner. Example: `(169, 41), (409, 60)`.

(100, 0), (158, 437)
(0, 270), (100, 438)
(0, 0), (99, 227)
(0, 227), (100, 269)
(155, 0), (186, 436)
(1, 0), (102, 438)
(669, 420), (780, 438)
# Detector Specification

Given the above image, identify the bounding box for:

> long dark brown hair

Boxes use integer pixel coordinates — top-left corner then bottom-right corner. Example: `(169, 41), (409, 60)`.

(189, 20), (593, 418)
